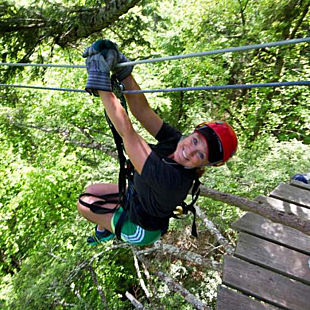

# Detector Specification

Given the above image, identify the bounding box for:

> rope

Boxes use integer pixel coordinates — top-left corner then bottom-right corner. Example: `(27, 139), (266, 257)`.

(123, 81), (310, 94)
(1, 81), (309, 94)
(118, 37), (310, 67)
(0, 63), (85, 68)
(0, 84), (86, 93)
(0, 37), (309, 69)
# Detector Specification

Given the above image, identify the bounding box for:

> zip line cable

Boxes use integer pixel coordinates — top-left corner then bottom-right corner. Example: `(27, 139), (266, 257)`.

(122, 81), (310, 94)
(0, 84), (85, 93)
(1, 81), (309, 94)
(0, 37), (309, 93)
(0, 37), (309, 69)
(116, 37), (310, 68)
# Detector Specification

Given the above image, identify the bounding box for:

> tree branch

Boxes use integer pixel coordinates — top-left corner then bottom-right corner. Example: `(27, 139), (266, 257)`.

(289, 1), (309, 38)
(136, 241), (221, 270)
(87, 264), (109, 310)
(132, 252), (151, 299)
(6, 116), (117, 157)
(139, 260), (165, 310)
(52, 301), (76, 307)
(195, 205), (234, 255)
(125, 291), (145, 310)
(0, 1), (142, 47)
(162, 242), (221, 270)
(65, 243), (130, 284)
(199, 185), (310, 236)
(135, 254), (210, 310)
(154, 270), (209, 310)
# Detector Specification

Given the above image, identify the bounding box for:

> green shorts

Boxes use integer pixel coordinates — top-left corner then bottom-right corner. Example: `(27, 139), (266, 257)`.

(111, 207), (161, 246)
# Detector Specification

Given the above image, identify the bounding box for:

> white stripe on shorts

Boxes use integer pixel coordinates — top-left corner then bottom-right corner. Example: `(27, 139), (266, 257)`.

(121, 226), (145, 244)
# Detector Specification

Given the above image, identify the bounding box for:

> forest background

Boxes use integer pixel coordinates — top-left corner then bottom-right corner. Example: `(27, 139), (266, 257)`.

(0, 0), (309, 309)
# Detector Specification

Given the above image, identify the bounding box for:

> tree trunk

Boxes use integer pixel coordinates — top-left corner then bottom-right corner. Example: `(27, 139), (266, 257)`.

(250, 0), (309, 141)
(57, 0), (143, 46)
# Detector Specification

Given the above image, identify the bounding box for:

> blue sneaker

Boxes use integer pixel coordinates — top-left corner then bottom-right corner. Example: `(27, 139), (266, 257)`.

(87, 226), (115, 245)
(292, 174), (309, 184)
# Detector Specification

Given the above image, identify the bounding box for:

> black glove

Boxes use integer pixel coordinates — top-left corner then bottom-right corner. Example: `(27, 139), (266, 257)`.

(83, 39), (133, 82)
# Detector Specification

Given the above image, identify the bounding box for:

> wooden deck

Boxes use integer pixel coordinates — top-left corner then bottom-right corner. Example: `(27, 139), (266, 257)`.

(217, 180), (310, 310)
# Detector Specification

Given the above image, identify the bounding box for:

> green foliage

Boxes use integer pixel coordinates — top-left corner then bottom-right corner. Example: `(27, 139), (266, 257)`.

(1, 0), (310, 309)
(3, 238), (137, 309)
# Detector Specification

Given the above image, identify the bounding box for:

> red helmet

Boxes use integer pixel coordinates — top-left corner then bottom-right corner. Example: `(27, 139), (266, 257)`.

(195, 121), (237, 166)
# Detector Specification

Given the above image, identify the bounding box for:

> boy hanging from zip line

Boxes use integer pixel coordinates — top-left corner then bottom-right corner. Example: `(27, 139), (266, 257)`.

(77, 40), (238, 246)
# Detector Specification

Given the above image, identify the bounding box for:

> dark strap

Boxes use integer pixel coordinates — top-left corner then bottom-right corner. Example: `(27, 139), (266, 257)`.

(114, 180), (135, 240)
(181, 202), (198, 237)
(109, 76), (129, 202)
(173, 178), (201, 237)
(188, 178), (200, 237)
(79, 192), (120, 200)
(78, 192), (120, 214)
(114, 209), (128, 240)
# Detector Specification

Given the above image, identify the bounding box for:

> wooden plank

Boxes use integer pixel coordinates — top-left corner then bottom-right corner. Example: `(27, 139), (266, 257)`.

(270, 183), (310, 209)
(235, 232), (310, 285)
(256, 195), (310, 218)
(223, 256), (310, 310)
(255, 195), (310, 220)
(232, 212), (310, 255)
(290, 179), (310, 191)
(217, 286), (281, 310)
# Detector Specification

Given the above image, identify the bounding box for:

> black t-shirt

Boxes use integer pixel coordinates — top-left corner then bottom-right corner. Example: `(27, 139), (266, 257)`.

(127, 122), (197, 230)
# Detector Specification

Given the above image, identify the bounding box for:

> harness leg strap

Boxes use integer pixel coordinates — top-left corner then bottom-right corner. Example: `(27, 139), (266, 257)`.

(78, 192), (119, 214)
(79, 192), (128, 240)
